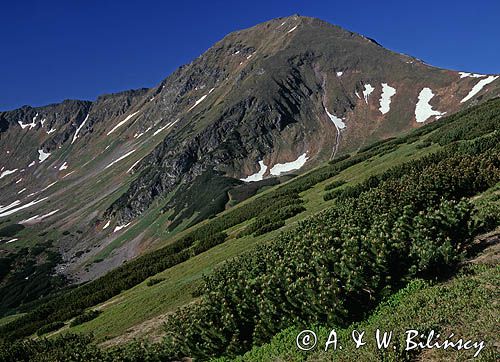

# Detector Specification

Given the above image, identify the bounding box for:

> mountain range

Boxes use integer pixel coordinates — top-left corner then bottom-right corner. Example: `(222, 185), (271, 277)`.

(1, 14), (499, 285)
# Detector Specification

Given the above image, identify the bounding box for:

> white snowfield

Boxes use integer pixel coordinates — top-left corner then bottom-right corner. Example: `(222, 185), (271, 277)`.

(38, 149), (51, 163)
(153, 123), (170, 136)
(415, 88), (446, 123)
(460, 75), (499, 103)
(458, 72), (486, 79)
(59, 162), (68, 171)
(0, 169), (18, 179)
(188, 94), (208, 111)
(105, 149), (136, 169)
(379, 83), (397, 114)
(18, 120), (36, 130)
(40, 181), (57, 193)
(325, 107), (346, 129)
(18, 114), (38, 130)
(153, 119), (179, 136)
(127, 158), (143, 173)
(0, 197), (49, 218)
(270, 153), (309, 176)
(363, 84), (375, 104)
(107, 111), (141, 135)
(114, 223), (131, 233)
(20, 209), (60, 224)
(240, 160), (268, 182)
(134, 126), (153, 139)
(0, 200), (22, 213)
(62, 171), (75, 179)
(72, 114), (90, 144)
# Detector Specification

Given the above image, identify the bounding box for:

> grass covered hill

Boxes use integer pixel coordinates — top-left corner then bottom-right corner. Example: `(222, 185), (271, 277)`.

(0, 98), (499, 361)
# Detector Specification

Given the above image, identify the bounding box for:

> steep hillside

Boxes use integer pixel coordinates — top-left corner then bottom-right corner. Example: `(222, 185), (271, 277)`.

(1, 15), (499, 288)
(0, 96), (498, 361)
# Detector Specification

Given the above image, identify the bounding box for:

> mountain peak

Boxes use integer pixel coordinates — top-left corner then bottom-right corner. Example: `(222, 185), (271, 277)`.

(0, 16), (499, 283)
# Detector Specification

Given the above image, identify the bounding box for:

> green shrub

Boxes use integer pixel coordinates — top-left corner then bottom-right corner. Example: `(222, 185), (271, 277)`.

(0, 224), (24, 238)
(324, 179), (346, 191)
(69, 310), (102, 327)
(36, 321), (64, 336)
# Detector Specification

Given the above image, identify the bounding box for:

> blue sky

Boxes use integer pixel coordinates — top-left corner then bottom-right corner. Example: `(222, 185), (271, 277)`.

(1, 0), (499, 110)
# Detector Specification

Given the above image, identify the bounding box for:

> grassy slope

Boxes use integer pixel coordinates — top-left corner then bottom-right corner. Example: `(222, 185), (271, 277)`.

(55, 138), (441, 343)
(218, 242), (499, 362)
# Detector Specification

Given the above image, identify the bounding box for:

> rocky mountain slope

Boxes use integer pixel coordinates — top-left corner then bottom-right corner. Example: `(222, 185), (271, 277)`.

(1, 15), (499, 284)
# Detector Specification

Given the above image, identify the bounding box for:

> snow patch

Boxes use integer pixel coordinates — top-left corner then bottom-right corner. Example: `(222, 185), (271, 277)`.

(40, 181), (57, 193)
(363, 84), (374, 103)
(59, 162), (68, 171)
(188, 95), (208, 111)
(105, 149), (136, 169)
(287, 25), (298, 33)
(153, 123), (170, 136)
(378, 83), (397, 114)
(47, 128), (57, 134)
(38, 149), (51, 163)
(0, 169), (18, 179)
(127, 158), (143, 173)
(415, 88), (446, 123)
(6, 239), (18, 244)
(20, 209), (59, 224)
(18, 121), (36, 129)
(460, 75), (499, 103)
(458, 72), (485, 79)
(270, 153), (309, 176)
(62, 171), (75, 179)
(28, 161), (36, 168)
(107, 111), (141, 135)
(240, 160), (267, 182)
(18, 114), (38, 130)
(15, 178), (22, 184)
(72, 114), (90, 144)
(336, 71), (343, 77)
(355, 91), (361, 99)
(0, 200), (21, 213)
(153, 119), (178, 136)
(103, 220), (111, 229)
(325, 108), (346, 129)
(114, 223), (130, 233)
(0, 197), (49, 218)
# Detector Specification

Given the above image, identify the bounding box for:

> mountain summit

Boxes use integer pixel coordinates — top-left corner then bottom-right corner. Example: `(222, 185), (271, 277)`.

(1, 15), (499, 281)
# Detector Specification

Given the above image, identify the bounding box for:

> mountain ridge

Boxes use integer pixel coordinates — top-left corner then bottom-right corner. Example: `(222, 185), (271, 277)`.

(1, 15), (499, 284)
